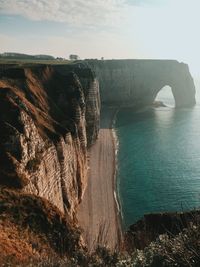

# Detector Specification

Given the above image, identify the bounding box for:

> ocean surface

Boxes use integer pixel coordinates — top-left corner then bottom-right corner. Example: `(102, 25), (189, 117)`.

(116, 84), (200, 228)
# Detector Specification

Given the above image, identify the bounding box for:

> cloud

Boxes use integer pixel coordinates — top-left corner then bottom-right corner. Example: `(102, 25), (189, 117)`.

(125, 0), (166, 6)
(0, 0), (126, 28)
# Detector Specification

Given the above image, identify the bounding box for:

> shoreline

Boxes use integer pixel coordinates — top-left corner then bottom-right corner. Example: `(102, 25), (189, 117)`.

(110, 107), (124, 243)
(77, 106), (123, 251)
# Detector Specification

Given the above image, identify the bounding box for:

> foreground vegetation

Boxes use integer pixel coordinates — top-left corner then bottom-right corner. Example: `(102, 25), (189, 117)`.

(1, 187), (200, 266)
(10, 222), (200, 267)
(27, 221), (200, 267)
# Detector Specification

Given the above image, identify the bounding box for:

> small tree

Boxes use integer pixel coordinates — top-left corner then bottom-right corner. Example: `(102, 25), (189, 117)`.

(69, 54), (79, 60)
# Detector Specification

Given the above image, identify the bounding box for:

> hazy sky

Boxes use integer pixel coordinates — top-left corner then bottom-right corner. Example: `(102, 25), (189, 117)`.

(0, 0), (200, 74)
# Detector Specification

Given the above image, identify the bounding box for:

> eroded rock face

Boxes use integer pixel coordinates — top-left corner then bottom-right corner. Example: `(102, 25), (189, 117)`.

(0, 64), (100, 219)
(88, 59), (196, 107)
(54, 64), (100, 147)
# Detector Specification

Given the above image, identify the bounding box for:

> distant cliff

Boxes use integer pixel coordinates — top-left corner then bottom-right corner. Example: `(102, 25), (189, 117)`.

(88, 59), (196, 108)
(0, 63), (100, 219)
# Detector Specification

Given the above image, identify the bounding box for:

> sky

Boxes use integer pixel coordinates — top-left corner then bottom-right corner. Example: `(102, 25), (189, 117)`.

(0, 0), (200, 75)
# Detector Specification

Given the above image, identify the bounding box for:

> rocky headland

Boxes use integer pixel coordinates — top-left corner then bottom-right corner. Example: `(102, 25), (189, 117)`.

(88, 59), (196, 108)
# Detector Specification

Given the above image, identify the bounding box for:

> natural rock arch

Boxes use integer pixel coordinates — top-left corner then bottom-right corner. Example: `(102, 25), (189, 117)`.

(88, 59), (196, 108)
(154, 85), (175, 106)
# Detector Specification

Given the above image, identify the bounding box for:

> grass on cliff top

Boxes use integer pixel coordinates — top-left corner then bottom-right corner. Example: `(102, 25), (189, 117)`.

(0, 58), (71, 65)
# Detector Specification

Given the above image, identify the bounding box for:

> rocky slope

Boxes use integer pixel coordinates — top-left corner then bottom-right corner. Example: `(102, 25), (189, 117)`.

(0, 63), (100, 219)
(124, 210), (200, 251)
(88, 59), (196, 107)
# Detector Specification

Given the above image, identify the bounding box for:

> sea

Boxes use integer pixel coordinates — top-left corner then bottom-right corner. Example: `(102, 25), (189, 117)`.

(115, 80), (200, 229)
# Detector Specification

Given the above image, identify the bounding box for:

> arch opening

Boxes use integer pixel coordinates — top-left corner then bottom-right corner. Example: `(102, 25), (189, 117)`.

(155, 85), (175, 107)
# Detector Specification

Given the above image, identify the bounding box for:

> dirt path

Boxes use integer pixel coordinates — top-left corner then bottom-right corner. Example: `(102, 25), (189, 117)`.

(77, 107), (122, 251)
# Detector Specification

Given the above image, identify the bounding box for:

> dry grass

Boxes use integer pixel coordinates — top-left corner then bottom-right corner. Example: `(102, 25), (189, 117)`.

(1, 188), (200, 266)
(0, 188), (82, 266)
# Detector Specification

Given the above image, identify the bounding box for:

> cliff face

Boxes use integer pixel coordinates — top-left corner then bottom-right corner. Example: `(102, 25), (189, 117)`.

(0, 64), (100, 219)
(53, 64), (100, 147)
(88, 59), (196, 108)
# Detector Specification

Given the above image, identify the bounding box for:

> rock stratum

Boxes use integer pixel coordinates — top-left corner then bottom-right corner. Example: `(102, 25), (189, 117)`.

(0, 63), (100, 220)
(88, 59), (196, 107)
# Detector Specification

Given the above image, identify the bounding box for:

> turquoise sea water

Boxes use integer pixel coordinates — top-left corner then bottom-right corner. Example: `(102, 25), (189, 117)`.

(116, 85), (200, 228)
